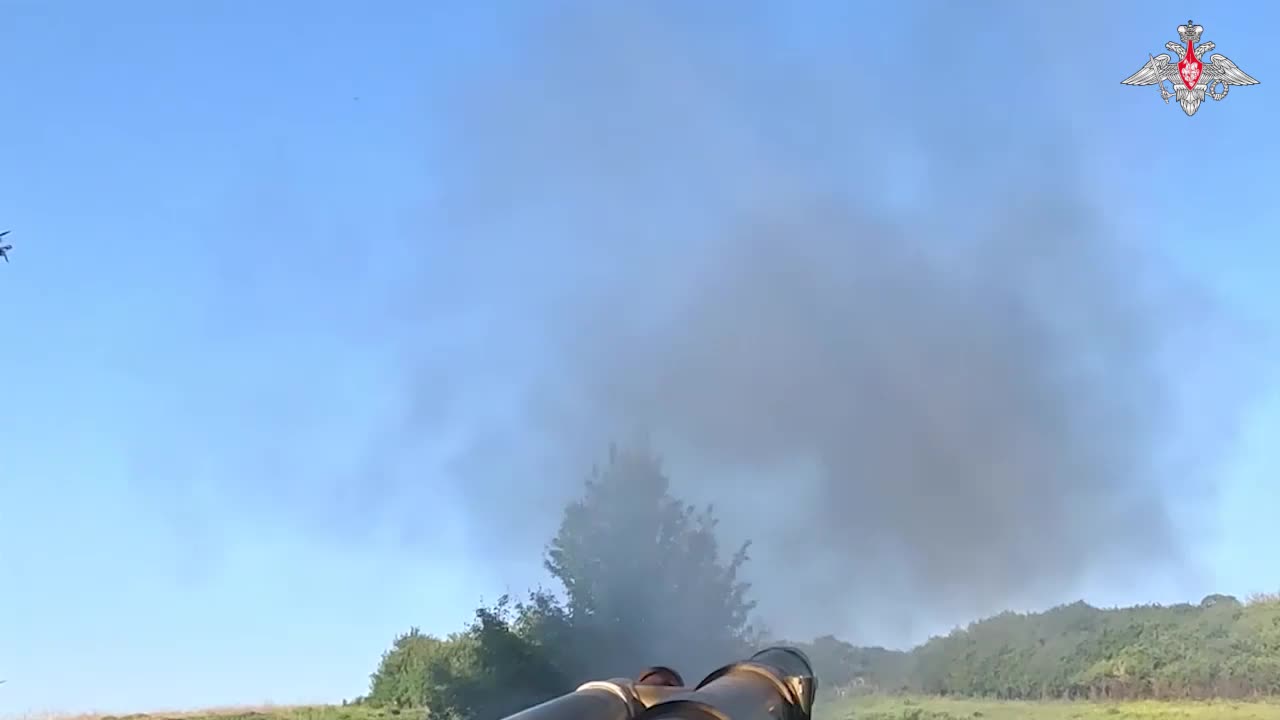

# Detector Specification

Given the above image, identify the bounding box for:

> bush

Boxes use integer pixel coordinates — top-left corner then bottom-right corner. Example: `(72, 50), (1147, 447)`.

(367, 628), (451, 710)
(366, 596), (574, 720)
(366, 445), (760, 719)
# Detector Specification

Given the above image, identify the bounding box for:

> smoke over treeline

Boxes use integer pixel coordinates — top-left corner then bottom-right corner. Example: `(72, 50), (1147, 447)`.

(366, 3), (1251, 644)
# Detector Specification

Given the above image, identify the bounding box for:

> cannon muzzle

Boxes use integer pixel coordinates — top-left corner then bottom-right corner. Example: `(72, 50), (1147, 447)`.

(498, 646), (816, 720)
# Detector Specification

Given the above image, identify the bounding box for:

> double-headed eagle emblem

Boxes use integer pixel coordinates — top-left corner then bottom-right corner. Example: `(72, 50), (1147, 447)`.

(1122, 21), (1259, 116)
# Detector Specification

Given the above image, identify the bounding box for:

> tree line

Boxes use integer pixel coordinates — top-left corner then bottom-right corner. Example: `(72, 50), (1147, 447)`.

(355, 445), (1280, 719)
(810, 593), (1280, 701)
(358, 447), (759, 720)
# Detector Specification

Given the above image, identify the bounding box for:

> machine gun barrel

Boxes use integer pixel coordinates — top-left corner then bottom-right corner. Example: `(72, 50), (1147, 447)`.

(498, 646), (815, 720)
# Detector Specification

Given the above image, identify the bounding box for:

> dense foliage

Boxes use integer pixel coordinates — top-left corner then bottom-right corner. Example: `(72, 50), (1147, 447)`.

(364, 597), (572, 719)
(363, 447), (755, 720)
(362, 444), (1280, 717)
(803, 594), (1280, 701)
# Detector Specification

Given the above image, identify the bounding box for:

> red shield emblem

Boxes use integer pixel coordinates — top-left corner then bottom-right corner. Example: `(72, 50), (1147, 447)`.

(1178, 41), (1203, 89)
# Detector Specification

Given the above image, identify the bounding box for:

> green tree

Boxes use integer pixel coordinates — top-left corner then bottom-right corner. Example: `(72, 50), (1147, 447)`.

(451, 595), (571, 720)
(366, 627), (501, 715)
(367, 628), (447, 709)
(544, 445), (758, 683)
(367, 598), (574, 720)
(366, 445), (763, 717)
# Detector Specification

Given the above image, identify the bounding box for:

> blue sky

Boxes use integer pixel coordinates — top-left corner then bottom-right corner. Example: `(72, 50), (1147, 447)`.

(2, 0), (1280, 715)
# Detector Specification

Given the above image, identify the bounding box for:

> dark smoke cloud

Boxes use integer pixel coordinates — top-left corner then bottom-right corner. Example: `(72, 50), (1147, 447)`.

(361, 2), (1254, 643)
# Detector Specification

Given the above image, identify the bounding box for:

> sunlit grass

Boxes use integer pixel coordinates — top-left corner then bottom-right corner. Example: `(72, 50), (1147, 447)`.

(819, 695), (1280, 720)
(9, 706), (402, 720)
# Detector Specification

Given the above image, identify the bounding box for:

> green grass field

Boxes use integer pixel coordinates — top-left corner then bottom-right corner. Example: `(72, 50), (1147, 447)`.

(60, 706), (395, 720)
(820, 696), (1280, 720)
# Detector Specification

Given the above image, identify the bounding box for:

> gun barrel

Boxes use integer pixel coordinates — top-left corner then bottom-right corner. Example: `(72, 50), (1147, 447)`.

(641, 647), (816, 720)
(499, 681), (643, 720)
(497, 646), (815, 720)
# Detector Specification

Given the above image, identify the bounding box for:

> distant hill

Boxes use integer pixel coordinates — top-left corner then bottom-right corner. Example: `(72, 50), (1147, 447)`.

(796, 594), (1280, 700)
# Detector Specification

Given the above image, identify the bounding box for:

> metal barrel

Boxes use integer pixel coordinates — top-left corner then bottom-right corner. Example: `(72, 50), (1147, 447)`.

(498, 667), (687, 720)
(637, 646), (817, 720)
(497, 680), (644, 720)
(496, 646), (813, 720)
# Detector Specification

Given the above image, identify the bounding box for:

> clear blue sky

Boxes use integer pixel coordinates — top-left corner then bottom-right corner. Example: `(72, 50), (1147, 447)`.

(2, 0), (1280, 715)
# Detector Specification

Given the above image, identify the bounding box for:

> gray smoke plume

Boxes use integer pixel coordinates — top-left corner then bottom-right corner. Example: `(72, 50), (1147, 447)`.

(366, 3), (1253, 644)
